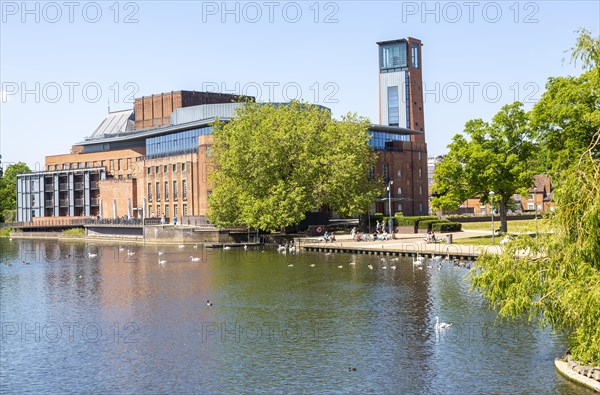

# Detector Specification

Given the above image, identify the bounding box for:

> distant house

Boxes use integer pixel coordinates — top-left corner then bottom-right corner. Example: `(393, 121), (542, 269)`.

(460, 174), (554, 215)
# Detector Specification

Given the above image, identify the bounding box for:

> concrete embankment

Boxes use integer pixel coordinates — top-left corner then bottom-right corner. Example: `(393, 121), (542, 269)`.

(555, 358), (600, 392)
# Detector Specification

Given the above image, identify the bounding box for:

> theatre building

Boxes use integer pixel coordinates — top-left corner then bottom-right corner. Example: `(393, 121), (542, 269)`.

(16, 37), (428, 223)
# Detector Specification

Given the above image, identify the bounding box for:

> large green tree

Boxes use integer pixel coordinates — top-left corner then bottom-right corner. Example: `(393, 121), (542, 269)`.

(0, 162), (31, 221)
(431, 102), (534, 232)
(471, 30), (600, 365)
(208, 101), (379, 231)
(530, 34), (600, 177)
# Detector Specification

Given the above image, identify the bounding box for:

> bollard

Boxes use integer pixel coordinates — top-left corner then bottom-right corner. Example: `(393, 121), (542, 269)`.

(446, 234), (453, 244)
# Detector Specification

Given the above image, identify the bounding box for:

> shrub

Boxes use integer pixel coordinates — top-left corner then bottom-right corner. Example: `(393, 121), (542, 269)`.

(61, 228), (85, 236)
(418, 219), (445, 230)
(396, 216), (438, 227)
(432, 222), (462, 232)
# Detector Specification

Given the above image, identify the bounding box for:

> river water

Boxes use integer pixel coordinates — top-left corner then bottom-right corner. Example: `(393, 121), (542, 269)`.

(0, 238), (593, 394)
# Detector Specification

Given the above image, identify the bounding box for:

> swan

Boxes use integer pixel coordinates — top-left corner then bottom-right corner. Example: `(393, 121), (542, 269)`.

(178, 244), (185, 248)
(337, 265), (343, 269)
(190, 256), (201, 262)
(158, 251), (164, 256)
(127, 250), (135, 256)
(367, 264), (373, 270)
(349, 260), (356, 266)
(287, 264), (294, 267)
(435, 316), (452, 330)
(159, 258), (167, 264)
(88, 252), (98, 258)
(223, 246), (232, 250)
(412, 256), (423, 265)
(309, 263), (315, 267)
(243, 244), (248, 251)
(391, 265), (396, 270)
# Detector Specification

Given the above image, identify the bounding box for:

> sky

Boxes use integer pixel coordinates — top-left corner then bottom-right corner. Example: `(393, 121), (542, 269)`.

(1, 1), (598, 171)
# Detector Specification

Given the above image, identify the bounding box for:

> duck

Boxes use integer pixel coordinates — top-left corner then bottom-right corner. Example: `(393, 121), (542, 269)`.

(190, 256), (202, 262)
(435, 316), (452, 330)
(348, 367), (357, 372)
(206, 300), (213, 306)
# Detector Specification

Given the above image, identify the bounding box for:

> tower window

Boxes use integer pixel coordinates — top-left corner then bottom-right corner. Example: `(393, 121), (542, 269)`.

(388, 86), (399, 127)
(411, 43), (419, 68)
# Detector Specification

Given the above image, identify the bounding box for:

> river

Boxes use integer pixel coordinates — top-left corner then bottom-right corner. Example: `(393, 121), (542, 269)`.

(0, 238), (593, 394)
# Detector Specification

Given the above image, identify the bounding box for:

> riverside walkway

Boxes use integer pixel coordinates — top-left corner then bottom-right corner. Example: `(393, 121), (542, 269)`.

(296, 230), (503, 261)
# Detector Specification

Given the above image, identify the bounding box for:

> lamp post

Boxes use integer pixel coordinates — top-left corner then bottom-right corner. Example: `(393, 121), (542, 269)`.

(489, 191), (495, 245)
(387, 180), (394, 234)
(533, 187), (538, 234)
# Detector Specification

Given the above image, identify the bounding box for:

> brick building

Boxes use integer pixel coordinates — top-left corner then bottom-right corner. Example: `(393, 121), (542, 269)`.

(16, 37), (430, 222)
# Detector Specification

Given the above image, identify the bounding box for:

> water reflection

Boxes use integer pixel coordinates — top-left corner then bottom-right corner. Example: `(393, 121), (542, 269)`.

(0, 238), (593, 394)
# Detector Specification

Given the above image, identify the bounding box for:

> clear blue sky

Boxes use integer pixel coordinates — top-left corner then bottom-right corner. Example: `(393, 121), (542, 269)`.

(1, 1), (598, 171)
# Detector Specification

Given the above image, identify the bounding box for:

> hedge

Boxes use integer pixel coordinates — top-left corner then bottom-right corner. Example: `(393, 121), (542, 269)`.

(432, 222), (462, 232)
(418, 219), (446, 230)
(395, 216), (438, 227)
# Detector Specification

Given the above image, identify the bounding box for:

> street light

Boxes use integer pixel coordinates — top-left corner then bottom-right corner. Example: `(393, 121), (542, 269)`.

(533, 187), (538, 234)
(489, 191), (495, 245)
(387, 180), (394, 234)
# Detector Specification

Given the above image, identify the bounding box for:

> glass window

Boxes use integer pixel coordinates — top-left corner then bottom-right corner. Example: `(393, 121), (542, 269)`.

(388, 86), (399, 127)
(165, 205), (170, 218)
(156, 182), (160, 201)
(173, 164), (177, 172)
(380, 42), (407, 70)
(411, 43), (419, 68)
(397, 170), (402, 178)
(397, 203), (403, 212)
(397, 187), (402, 195)
(148, 167), (151, 175)
(148, 183), (152, 201)
(165, 182), (169, 200)
(174, 204), (178, 217)
(173, 181), (178, 200)
(156, 166), (160, 174)
(182, 163), (186, 172)
(182, 180), (187, 200)
(183, 203), (187, 216)
(157, 205), (161, 216)
(383, 163), (389, 183)
(164, 165), (168, 174)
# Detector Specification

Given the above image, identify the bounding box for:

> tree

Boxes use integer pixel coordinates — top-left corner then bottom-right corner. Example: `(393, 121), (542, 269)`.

(0, 162), (31, 222)
(208, 101), (380, 231)
(531, 29), (600, 178)
(471, 30), (600, 365)
(431, 102), (534, 232)
(471, 133), (600, 364)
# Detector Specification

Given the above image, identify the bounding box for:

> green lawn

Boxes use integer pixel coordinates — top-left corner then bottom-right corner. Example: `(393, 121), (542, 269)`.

(456, 236), (497, 246)
(459, 219), (547, 233)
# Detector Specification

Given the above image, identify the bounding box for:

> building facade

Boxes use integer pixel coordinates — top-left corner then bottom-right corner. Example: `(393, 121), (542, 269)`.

(17, 37), (430, 222)
(373, 38), (428, 216)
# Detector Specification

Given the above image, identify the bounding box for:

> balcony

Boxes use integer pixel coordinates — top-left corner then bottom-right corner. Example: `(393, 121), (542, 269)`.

(59, 183), (68, 191)
(74, 182), (84, 189)
(59, 199), (69, 207)
(44, 183), (53, 190)
(90, 198), (99, 206)
(45, 200), (54, 206)
(90, 181), (99, 189)
(75, 198), (84, 207)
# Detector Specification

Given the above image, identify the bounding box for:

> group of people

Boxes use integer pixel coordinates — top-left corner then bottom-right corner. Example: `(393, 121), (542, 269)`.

(350, 224), (394, 242)
(425, 229), (439, 243)
(323, 231), (336, 243)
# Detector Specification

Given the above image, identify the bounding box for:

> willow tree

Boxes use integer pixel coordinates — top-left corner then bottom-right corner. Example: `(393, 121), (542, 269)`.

(471, 30), (600, 365)
(207, 101), (379, 231)
(431, 102), (534, 232)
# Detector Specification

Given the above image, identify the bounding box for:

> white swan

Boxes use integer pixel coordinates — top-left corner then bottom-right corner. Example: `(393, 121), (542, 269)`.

(223, 246), (232, 250)
(367, 264), (374, 270)
(158, 258), (167, 264)
(178, 244), (185, 249)
(309, 263), (315, 267)
(337, 265), (343, 269)
(88, 252), (97, 258)
(435, 316), (452, 330)
(412, 256), (423, 265)
(190, 256), (201, 262)
(243, 244), (248, 251)
(127, 250), (135, 256)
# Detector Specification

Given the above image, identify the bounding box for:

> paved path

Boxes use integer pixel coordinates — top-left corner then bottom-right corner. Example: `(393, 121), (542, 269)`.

(296, 231), (504, 259)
